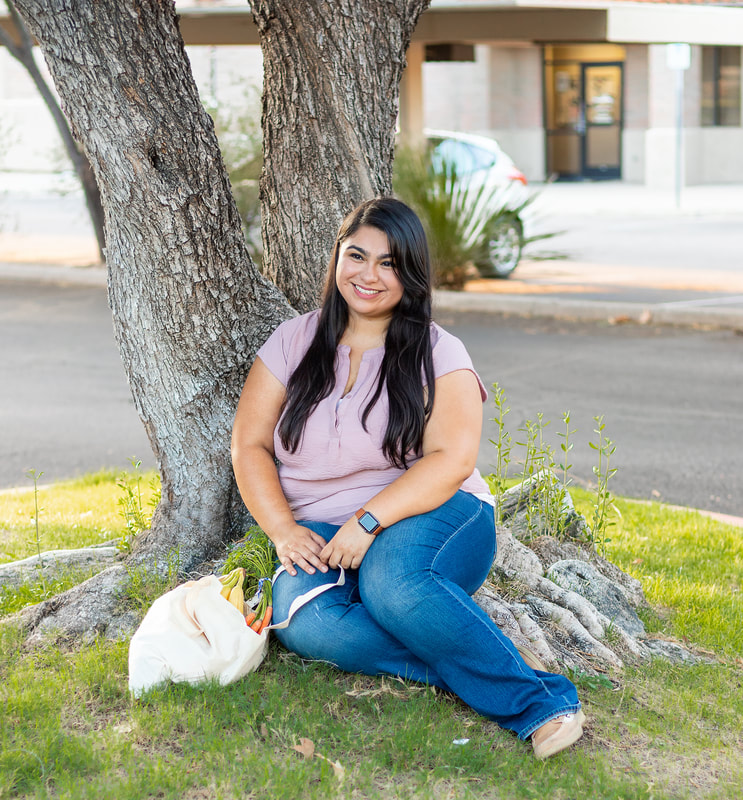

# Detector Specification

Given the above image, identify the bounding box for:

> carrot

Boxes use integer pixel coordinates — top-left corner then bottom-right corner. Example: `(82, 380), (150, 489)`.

(245, 611), (257, 627)
(257, 606), (272, 634)
(250, 616), (263, 633)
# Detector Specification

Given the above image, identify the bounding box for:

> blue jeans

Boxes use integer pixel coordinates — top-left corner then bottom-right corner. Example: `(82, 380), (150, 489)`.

(273, 490), (580, 739)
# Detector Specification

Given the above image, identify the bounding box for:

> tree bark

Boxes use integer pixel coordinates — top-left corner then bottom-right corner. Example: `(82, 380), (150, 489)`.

(11, 0), (293, 578)
(252, 0), (431, 312)
(0, 1), (107, 262)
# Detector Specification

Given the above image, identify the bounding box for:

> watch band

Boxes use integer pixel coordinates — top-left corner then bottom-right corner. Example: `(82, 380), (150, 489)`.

(355, 508), (383, 535)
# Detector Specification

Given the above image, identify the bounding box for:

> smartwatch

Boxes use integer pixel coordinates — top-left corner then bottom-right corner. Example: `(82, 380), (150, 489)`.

(355, 508), (383, 535)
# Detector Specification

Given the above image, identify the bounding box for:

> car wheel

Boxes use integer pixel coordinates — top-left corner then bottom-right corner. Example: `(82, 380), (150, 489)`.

(478, 217), (523, 279)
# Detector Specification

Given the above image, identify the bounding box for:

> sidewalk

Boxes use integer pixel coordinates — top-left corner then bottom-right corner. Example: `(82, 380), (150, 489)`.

(2, 175), (743, 330)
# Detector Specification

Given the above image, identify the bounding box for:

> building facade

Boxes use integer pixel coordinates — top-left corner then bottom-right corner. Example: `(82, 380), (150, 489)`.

(1, 0), (742, 187)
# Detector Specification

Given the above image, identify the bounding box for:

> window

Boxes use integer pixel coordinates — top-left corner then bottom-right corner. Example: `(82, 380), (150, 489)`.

(702, 46), (741, 127)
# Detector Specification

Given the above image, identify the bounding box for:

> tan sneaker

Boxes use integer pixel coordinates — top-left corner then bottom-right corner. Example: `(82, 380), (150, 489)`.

(531, 709), (586, 759)
(516, 645), (549, 673)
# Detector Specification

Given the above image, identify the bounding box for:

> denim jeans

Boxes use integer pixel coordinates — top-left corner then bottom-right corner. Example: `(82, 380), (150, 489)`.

(273, 490), (580, 739)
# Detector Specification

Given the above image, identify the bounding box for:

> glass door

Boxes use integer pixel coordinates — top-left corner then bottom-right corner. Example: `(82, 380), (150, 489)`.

(545, 53), (624, 180)
(581, 63), (623, 179)
(545, 62), (582, 178)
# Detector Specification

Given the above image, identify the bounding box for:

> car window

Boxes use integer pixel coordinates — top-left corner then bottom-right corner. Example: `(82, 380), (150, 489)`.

(431, 139), (498, 175)
(468, 144), (499, 171)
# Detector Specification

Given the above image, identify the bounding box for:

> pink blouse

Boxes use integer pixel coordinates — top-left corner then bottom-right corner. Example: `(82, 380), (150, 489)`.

(256, 310), (492, 525)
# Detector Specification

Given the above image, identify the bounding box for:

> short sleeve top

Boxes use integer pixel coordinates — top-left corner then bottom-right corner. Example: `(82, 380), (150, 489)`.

(256, 309), (492, 525)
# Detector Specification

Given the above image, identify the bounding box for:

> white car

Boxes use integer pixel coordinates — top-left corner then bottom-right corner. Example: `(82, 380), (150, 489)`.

(426, 129), (530, 278)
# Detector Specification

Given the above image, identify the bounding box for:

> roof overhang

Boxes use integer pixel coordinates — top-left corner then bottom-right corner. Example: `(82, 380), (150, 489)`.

(174, 2), (743, 47)
(2, 2), (742, 48)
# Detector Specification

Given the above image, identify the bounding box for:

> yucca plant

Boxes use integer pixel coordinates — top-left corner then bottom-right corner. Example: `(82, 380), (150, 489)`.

(393, 144), (546, 287)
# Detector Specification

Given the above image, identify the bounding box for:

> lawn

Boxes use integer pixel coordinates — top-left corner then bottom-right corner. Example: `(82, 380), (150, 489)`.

(1, 472), (742, 799)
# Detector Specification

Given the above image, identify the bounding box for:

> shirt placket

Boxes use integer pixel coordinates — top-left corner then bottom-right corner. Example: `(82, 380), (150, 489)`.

(332, 350), (369, 450)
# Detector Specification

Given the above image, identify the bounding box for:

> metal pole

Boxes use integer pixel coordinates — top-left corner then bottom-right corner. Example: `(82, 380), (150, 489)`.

(675, 67), (684, 210)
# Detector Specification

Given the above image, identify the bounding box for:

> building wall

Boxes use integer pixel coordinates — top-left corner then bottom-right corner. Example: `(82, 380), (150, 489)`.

(2, 35), (741, 187)
(642, 42), (743, 186)
(423, 43), (545, 181)
(622, 44), (648, 183)
(422, 44), (492, 134)
(487, 44), (545, 181)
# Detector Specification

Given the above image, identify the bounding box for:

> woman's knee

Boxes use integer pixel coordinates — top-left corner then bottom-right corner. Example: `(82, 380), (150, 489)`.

(358, 494), (495, 614)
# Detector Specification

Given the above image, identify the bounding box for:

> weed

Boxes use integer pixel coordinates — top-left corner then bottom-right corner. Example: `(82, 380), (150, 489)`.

(565, 667), (615, 691)
(512, 416), (570, 540)
(590, 415), (619, 557)
(487, 382), (512, 523)
(116, 457), (160, 553)
(25, 468), (46, 593)
(603, 619), (622, 646)
(486, 387), (619, 550)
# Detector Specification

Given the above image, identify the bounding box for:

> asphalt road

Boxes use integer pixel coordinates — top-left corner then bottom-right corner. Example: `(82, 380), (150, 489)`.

(0, 281), (153, 488)
(1, 279), (742, 519)
(442, 310), (743, 519)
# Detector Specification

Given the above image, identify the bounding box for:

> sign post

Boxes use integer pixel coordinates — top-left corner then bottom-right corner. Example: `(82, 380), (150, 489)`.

(667, 43), (691, 209)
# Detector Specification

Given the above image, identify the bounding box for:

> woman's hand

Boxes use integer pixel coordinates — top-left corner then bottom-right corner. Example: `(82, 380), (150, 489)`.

(273, 524), (329, 576)
(320, 517), (375, 570)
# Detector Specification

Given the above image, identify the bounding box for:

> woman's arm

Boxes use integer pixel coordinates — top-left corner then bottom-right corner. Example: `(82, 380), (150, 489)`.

(320, 368), (485, 569)
(231, 357), (329, 575)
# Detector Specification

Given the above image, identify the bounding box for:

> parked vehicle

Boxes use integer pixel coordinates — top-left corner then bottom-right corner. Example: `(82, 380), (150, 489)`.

(426, 129), (530, 278)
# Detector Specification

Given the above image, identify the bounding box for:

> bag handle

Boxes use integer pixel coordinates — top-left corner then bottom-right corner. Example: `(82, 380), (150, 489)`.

(266, 565), (346, 631)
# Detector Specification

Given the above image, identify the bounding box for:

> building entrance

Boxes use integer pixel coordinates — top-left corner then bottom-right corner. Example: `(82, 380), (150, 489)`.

(544, 45), (625, 180)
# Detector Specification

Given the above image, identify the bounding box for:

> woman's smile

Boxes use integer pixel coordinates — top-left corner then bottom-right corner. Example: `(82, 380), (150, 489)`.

(352, 283), (382, 297)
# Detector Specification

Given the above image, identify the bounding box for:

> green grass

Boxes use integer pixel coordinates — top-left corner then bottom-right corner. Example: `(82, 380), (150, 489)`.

(0, 469), (160, 616)
(0, 470), (159, 562)
(571, 488), (743, 659)
(1, 473), (742, 799)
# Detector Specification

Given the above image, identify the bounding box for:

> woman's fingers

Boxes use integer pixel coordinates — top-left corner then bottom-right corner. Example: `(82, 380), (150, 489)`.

(309, 530), (329, 549)
(277, 527), (330, 575)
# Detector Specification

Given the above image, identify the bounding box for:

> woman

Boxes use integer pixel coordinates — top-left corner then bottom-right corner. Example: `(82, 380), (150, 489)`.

(231, 197), (584, 758)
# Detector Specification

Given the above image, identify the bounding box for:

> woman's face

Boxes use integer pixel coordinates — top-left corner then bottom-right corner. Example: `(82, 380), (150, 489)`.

(335, 225), (404, 324)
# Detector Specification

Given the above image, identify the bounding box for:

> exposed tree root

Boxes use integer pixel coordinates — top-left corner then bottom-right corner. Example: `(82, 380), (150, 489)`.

(473, 478), (713, 675)
(5, 478), (713, 676)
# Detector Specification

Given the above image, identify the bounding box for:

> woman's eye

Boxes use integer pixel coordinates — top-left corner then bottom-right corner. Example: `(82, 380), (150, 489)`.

(381, 261), (394, 269)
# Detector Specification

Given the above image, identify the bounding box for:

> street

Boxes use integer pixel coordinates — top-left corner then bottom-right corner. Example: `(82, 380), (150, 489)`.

(1, 279), (742, 519)
(444, 310), (743, 519)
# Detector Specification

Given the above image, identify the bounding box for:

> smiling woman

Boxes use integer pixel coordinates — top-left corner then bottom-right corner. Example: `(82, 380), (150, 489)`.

(231, 197), (585, 758)
(335, 226), (404, 323)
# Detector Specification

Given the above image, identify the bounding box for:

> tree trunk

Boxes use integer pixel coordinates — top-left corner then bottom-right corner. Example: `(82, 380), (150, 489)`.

(252, 0), (431, 312)
(11, 0), (293, 580)
(8, 0), (432, 643)
(0, 1), (107, 262)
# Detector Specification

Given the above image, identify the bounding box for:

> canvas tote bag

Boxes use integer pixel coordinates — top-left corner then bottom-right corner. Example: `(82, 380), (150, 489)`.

(128, 566), (345, 697)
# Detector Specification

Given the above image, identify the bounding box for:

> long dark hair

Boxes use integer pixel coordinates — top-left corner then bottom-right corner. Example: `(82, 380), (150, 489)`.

(278, 197), (435, 468)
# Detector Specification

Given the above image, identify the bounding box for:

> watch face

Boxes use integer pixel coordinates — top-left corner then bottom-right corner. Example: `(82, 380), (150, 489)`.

(358, 511), (380, 533)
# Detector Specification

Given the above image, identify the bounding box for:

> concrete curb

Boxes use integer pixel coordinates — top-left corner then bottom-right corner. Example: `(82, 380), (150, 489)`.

(0, 262), (107, 287)
(433, 290), (743, 331)
(3, 262), (743, 332)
